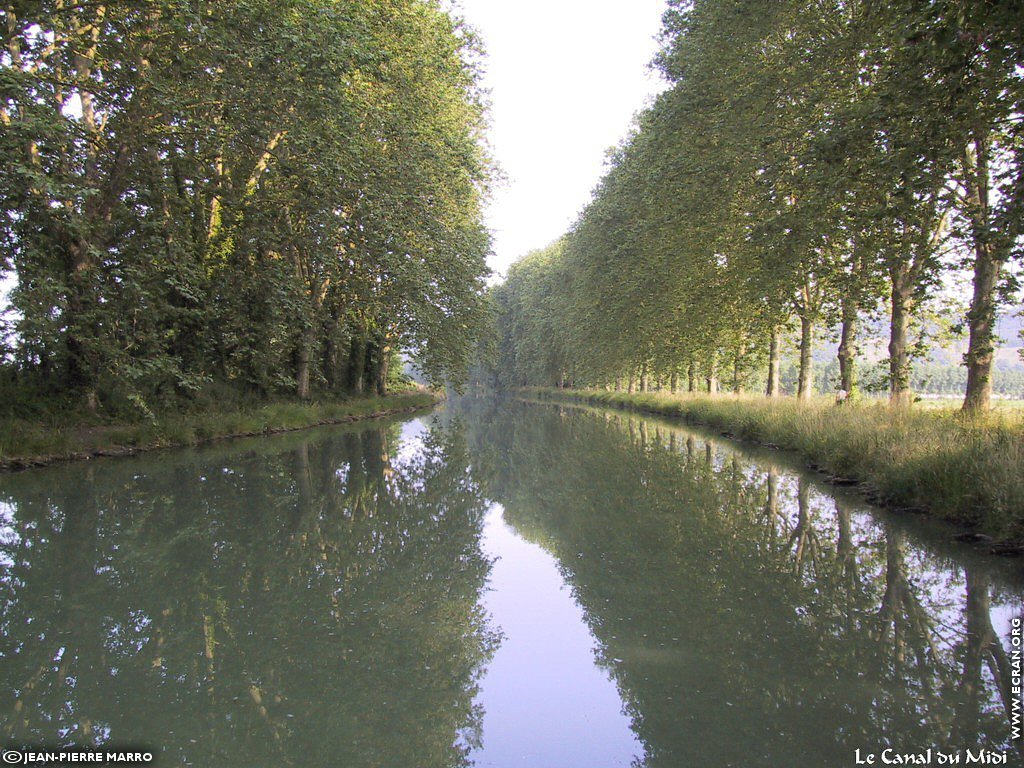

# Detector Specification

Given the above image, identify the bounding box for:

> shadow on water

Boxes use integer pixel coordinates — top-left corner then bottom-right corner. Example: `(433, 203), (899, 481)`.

(452, 395), (1024, 767)
(0, 415), (498, 767)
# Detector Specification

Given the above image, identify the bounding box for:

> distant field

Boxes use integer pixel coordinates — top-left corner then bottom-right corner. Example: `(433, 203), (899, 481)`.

(912, 395), (1024, 410)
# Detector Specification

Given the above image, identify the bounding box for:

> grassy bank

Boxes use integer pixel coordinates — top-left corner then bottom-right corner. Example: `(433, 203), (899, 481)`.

(527, 387), (1024, 545)
(0, 391), (439, 471)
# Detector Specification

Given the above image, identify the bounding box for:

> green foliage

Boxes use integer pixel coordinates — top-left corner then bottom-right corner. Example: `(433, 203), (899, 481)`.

(490, 240), (577, 389)
(486, 0), (1023, 412)
(0, 0), (491, 415)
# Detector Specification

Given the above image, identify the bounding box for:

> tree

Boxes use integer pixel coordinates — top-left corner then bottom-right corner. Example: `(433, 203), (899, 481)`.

(0, 0), (492, 413)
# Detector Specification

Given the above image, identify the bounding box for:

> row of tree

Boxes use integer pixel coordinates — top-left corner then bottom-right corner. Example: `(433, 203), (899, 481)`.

(0, 0), (492, 416)
(491, 0), (1023, 412)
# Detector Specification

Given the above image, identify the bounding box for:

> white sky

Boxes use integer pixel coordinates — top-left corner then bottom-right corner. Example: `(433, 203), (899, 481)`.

(451, 0), (669, 280)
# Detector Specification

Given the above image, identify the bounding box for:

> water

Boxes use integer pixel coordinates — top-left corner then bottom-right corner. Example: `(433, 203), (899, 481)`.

(1, 397), (1021, 767)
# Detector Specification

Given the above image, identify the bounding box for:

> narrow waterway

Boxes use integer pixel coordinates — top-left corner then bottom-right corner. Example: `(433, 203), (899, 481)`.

(1, 397), (1020, 766)
(472, 503), (641, 766)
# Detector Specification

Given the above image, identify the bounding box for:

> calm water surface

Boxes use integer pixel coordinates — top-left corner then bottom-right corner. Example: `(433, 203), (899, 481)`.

(1, 397), (1021, 766)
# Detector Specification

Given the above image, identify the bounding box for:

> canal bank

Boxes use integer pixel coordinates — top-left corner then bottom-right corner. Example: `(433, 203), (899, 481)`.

(523, 387), (1024, 551)
(0, 390), (439, 472)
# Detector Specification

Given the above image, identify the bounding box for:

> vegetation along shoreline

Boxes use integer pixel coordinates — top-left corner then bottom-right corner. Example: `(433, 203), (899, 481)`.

(526, 388), (1024, 554)
(0, 391), (439, 473)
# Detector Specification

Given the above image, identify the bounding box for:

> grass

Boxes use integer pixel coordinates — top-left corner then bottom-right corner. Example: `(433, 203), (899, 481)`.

(527, 387), (1024, 544)
(0, 390), (439, 470)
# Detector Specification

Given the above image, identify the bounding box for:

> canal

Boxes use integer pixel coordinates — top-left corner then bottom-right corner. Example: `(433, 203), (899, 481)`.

(1, 397), (1021, 766)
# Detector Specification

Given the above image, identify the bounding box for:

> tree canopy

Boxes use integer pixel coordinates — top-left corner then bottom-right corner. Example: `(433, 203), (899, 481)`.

(490, 0), (1024, 412)
(1, 0), (493, 414)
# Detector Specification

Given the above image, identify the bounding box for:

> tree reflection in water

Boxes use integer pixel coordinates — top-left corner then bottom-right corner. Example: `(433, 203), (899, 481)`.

(2, 397), (1022, 768)
(459, 397), (1024, 767)
(0, 418), (497, 767)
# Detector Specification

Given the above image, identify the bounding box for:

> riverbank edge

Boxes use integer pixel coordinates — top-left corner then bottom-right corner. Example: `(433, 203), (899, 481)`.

(525, 387), (1024, 553)
(0, 391), (440, 472)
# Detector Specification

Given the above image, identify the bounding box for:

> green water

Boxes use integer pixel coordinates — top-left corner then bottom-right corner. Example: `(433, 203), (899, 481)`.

(1, 398), (1021, 767)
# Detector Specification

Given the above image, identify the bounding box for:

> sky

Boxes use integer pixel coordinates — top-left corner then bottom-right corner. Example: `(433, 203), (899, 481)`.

(451, 0), (669, 280)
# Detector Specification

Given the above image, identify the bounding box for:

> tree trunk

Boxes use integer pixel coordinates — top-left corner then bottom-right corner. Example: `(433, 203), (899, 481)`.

(324, 324), (340, 392)
(962, 135), (1003, 414)
(374, 342), (390, 396)
(294, 279), (329, 400)
(706, 353), (719, 394)
(364, 338), (382, 395)
(837, 237), (867, 398)
(65, 242), (99, 410)
(766, 327), (781, 398)
(838, 296), (858, 396)
(67, 10), (110, 412)
(670, 370), (678, 394)
(687, 360), (696, 393)
(296, 325), (315, 399)
(639, 362), (648, 393)
(962, 254), (1000, 413)
(346, 336), (368, 394)
(797, 315), (814, 402)
(888, 263), (914, 407)
(732, 340), (746, 394)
